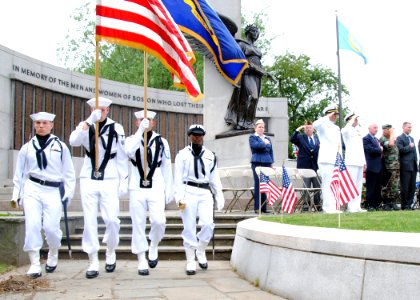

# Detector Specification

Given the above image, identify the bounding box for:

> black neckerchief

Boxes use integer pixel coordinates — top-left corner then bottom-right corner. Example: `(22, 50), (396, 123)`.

(33, 134), (53, 170)
(191, 143), (205, 179)
(86, 120), (117, 180)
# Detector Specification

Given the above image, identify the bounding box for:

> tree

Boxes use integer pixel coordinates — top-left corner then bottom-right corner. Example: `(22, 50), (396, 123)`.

(262, 53), (349, 157)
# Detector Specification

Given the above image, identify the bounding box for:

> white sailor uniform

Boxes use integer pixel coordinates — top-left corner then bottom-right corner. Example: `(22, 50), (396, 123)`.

(313, 115), (342, 213)
(341, 123), (366, 212)
(173, 145), (224, 273)
(125, 130), (172, 273)
(12, 134), (75, 273)
(69, 118), (128, 269)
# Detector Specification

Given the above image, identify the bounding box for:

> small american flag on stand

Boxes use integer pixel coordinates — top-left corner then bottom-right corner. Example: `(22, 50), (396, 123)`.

(281, 166), (298, 214)
(259, 171), (282, 206)
(330, 152), (359, 208)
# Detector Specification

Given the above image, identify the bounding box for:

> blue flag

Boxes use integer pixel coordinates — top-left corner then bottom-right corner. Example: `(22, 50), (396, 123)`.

(337, 20), (367, 64)
(162, 0), (248, 85)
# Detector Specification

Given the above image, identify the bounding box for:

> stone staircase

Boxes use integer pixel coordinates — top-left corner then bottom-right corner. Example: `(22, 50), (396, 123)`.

(0, 184), (256, 262)
(47, 212), (253, 261)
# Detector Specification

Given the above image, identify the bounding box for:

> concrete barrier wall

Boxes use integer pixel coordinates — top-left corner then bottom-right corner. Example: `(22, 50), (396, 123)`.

(231, 218), (420, 300)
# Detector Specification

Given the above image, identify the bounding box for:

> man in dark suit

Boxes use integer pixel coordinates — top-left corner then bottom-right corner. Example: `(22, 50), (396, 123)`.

(396, 122), (418, 210)
(363, 123), (384, 210)
(291, 121), (321, 208)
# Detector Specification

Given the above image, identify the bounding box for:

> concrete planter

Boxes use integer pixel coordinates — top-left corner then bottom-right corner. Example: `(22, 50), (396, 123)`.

(0, 216), (28, 266)
(231, 218), (420, 300)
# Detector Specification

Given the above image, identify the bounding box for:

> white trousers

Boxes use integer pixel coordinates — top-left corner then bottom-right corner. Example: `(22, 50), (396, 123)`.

(23, 180), (62, 252)
(318, 163), (336, 213)
(346, 165), (364, 211)
(129, 187), (166, 254)
(80, 178), (120, 254)
(181, 186), (215, 249)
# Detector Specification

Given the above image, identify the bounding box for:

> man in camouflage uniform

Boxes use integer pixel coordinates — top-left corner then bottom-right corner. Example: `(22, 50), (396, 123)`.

(379, 124), (401, 211)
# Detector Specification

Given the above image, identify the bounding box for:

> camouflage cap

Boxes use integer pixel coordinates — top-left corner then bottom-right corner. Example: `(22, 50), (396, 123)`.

(382, 124), (392, 129)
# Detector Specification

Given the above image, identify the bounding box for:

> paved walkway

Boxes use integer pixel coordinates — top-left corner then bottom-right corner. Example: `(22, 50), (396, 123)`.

(0, 259), (285, 300)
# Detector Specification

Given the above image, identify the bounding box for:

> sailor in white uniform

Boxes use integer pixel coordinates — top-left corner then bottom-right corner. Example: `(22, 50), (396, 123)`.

(125, 110), (173, 275)
(69, 97), (128, 279)
(173, 124), (224, 275)
(11, 112), (75, 278)
(341, 112), (367, 212)
(313, 104), (342, 213)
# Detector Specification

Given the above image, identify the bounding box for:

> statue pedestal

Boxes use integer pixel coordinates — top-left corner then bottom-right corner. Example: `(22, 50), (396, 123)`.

(203, 0), (289, 167)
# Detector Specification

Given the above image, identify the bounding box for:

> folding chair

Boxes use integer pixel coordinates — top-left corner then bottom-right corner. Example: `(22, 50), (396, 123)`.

(242, 168), (257, 212)
(297, 168), (322, 212)
(223, 168), (252, 212)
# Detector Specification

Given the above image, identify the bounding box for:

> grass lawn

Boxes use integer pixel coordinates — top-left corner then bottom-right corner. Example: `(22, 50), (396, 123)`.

(0, 263), (13, 274)
(260, 211), (420, 233)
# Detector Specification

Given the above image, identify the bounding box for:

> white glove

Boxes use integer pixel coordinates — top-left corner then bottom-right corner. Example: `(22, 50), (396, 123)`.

(119, 179), (128, 197)
(62, 195), (71, 206)
(136, 118), (150, 135)
(86, 109), (102, 124)
(216, 198), (225, 211)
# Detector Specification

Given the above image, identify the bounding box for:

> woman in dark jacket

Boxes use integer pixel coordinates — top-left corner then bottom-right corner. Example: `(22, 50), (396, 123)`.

(249, 119), (274, 213)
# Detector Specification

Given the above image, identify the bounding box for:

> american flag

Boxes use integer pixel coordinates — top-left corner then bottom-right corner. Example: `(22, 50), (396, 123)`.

(96, 0), (202, 101)
(330, 152), (359, 208)
(259, 171), (282, 206)
(281, 166), (298, 214)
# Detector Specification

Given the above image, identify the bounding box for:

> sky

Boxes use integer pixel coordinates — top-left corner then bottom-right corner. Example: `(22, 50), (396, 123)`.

(1, 0), (419, 141)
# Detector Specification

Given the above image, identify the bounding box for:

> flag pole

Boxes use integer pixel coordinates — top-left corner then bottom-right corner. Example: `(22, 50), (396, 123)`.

(94, 41), (100, 178)
(335, 12), (344, 130)
(336, 145), (341, 228)
(143, 52), (149, 186)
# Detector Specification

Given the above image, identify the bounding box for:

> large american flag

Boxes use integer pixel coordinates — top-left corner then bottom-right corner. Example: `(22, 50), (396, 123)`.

(259, 171), (282, 206)
(281, 166), (298, 214)
(330, 152), (359, 208)
(96, 0), (202, 101)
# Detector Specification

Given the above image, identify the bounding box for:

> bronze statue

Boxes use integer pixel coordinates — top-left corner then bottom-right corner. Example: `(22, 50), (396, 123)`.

(225, 24), (276, 130)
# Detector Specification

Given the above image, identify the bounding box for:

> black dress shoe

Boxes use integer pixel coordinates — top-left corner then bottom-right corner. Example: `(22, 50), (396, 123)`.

(27, 272), (42, 278)
(45, 264), (57, 273)
(105, 263), (116, 273)
(186, 270), (196, 275)
(86, 270), (99, 279)
(383, 205), (392, 211)
(198, 262), (208, 270)
(138, 269), (149, 276)
(148, 259), (158, 269)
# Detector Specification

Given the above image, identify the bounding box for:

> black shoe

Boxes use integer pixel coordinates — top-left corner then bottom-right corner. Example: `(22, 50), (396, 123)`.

(367, 207), (377, 212)
(105, 263), (116, 273)
(27, 272), (42, 278)
(198, 262), (208, 270)
(45, 264), (57, 273)
(138, 269), (149, 276)
(383, 205), (392, 211)
(148, 259), (158, 269)
(86, 270), (99, 279)
(186, 270), (196, 275)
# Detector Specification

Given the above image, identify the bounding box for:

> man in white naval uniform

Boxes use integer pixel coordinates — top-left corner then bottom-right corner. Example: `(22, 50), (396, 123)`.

(125, 110), (172, 276)
(341, 113), (367, 212)
(11, 112), (75, 278)
(69, 97), (128, 279)
(173, 124), (224, 275)
(313, 104), (342, 213)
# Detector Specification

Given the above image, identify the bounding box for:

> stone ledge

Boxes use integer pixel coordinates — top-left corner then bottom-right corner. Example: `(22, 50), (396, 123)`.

(231, 218), (420, 300)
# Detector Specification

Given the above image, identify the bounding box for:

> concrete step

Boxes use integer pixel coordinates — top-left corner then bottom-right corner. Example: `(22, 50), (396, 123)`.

(46, 245), (232, 261)
(74, 223), (239, 235)
(40, 212), (253, 261)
